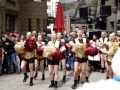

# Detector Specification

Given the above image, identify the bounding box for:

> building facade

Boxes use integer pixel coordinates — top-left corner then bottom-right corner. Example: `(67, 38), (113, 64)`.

(104, 0), (120, 32)
(47, 0), (60, 17)
(20, 0), (47, 34)
(47, 0), (60, 32)
(63, 0), (120, 33)
(0, 0), (47, 34)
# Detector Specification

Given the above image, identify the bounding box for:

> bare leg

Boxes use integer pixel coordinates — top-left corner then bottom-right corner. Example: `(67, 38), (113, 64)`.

(21, 60), (28, 83)
(81, 62), (87, 83)
(29, 63), (34, 86)
(54, 65), (59, 88)
(40, 60), (45, 80)
(100, 54), (105, 73)
(72, 62), (80, 89)
(34, 59), (39, 79)
(108, 65), (113, 79)
(61, 59), (67, 82)
(48, 65), (54, 88)
(21, 60), (27, 74)
(86, 61), (90, 82)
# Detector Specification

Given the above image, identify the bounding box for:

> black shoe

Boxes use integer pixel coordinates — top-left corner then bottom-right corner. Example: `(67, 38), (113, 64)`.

(81, 81), (85, 84)
(49, 83), (54, 88)
(34, 73), (38, 79)
(101, 68), (104, 73)
(62, 76), (66, 82)
(23, 74), (29, 83)
(72, 84), (77, 89)
(77, 80), (80, 84)
(0, 72), (2, 76)
(77, 76), (80, 84)
(54, 84), (58, 89)
(86, 77), (89, 82)
(29, 77), (33, 86)
(54, 81), (58, 89)
(29, 81), (33, 86)
(41, 74), (45, 80)
(106, 77), (109, 79)
(49, 80), (54, 88)
(72, 80), (77, 89)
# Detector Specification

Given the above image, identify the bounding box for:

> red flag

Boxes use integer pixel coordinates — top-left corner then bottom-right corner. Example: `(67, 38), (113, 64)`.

(54, 2), (64, 33)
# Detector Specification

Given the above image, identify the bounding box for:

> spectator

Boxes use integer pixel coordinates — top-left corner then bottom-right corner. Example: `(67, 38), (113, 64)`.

(2, 35), (19, 74)
(0, 37), (3, 75)
(10, 35), (20, 74)
(62, 31), (69, 42)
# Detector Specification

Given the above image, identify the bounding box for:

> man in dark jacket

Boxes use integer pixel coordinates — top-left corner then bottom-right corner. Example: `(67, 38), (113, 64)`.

(2, 35), (19, 74)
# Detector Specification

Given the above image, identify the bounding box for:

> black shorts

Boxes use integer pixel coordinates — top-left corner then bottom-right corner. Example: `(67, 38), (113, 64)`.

(37, 57), (44, 61)
(107, 61), (112, 66)
(74, 57), (87, 63)
(22, 57), (35, 64)
(47, 59), (59, 65)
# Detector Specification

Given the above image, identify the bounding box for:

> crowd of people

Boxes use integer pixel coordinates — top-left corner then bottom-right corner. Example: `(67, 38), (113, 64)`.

(0, 29), (120, 89)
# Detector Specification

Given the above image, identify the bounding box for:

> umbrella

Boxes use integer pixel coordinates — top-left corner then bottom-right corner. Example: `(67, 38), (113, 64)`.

(54, 2), (64, 33)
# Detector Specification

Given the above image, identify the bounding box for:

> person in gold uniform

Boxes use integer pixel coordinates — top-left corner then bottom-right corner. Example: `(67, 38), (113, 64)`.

(57, 32), (67, 82)
(102, 32), (119, 79)
(71, 29), (87, 89)
(99, 32), (108, 73)
(21, 32), (37, 86)
(47, 32), (66, 89)
(34, 34), (45, 80)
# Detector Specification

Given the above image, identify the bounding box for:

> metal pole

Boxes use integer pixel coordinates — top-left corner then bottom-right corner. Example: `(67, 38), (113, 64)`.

(114, 12), (117, 32)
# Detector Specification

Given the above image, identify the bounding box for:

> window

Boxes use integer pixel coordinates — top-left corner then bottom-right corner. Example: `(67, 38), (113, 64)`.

(6, 0), (16, 6)
(28, 18), (32, 31)
(101, 0), (105, 5)
(6, 15), (15, 32)
(43, 19), (46, 31)
(37, 19), (40, 31)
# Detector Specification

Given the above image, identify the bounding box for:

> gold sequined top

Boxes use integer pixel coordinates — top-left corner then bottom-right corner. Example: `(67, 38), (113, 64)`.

(107, 41), (119, 62)
(22, 50), (36, 59)
(21, 41), (36, 59)
(73, 38), (86, 58)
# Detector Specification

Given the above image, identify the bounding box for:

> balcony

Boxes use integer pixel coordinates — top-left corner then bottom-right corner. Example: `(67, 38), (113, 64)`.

(6, 0), (16, 6)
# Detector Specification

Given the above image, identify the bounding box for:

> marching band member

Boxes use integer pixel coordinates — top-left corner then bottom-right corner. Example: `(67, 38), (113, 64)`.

(57, 32), (67, 82)
(99, 32), (108, 73)
(102, 32), (119, 79)
(34, 35), (45, 80)
(20, 32), (37, 86)
(71, 29), (87, 89)
(83, 33), (89, 83)
(46, 32), (66, 88)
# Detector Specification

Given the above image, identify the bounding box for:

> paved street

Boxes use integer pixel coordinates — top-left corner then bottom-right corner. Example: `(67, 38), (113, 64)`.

(0, 71), (106, 90)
